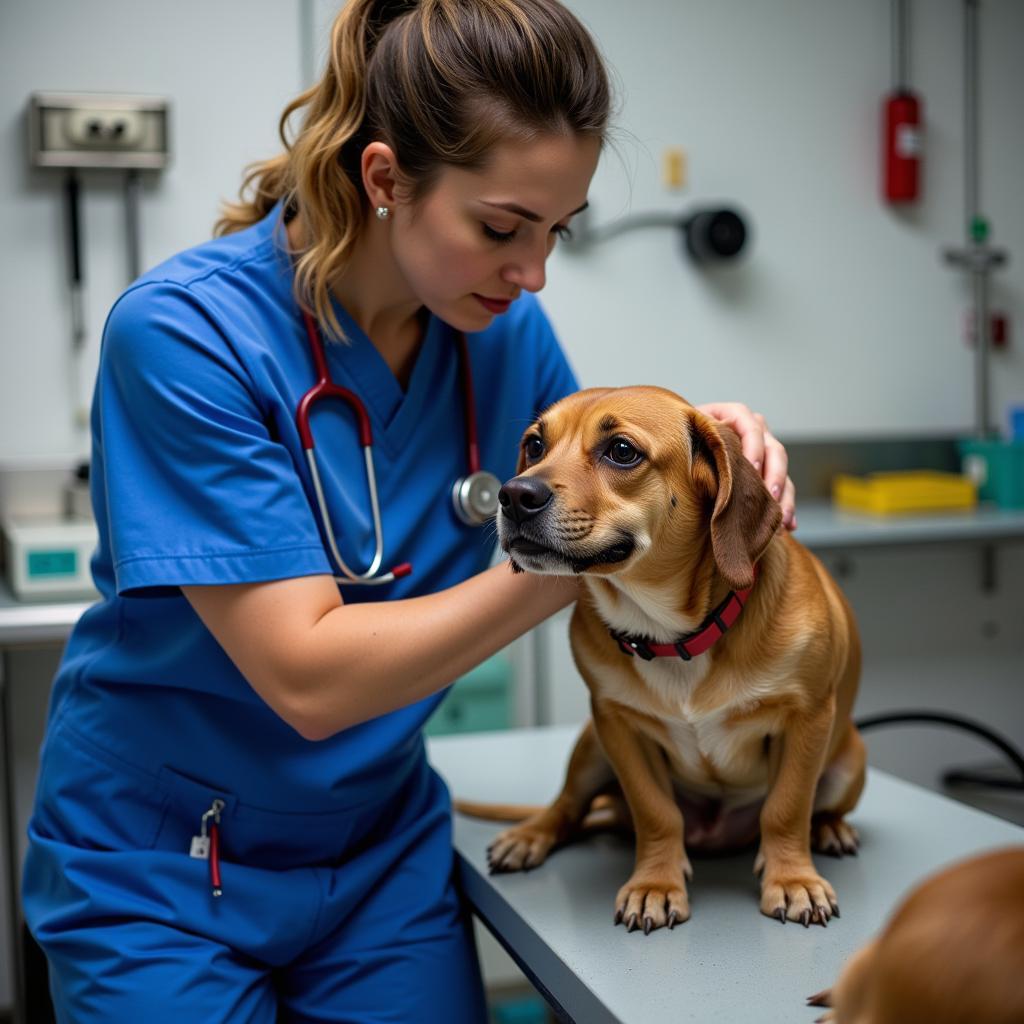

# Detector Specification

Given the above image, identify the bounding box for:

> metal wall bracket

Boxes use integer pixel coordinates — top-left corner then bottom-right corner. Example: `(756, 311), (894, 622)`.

(27, 92), (170, 171)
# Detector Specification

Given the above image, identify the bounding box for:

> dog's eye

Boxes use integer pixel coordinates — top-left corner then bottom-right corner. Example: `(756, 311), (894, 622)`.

(606, 438), (643, 467)
(523, 436), (545, 462)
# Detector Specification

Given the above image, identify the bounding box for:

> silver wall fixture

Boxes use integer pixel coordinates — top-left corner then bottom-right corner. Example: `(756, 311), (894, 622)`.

(28, 92), (170, 171)
(939, 1), (1009, 439)
(26, 92), (171, 432)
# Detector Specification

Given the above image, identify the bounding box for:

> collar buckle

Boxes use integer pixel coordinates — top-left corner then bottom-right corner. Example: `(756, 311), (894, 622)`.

(613, 632), (656, 661)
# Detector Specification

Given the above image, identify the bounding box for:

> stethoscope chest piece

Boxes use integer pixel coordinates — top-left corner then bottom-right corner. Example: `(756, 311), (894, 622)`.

(452, 470), (501, 526)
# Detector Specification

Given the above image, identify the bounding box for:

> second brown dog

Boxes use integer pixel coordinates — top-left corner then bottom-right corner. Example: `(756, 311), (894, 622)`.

(808, 846), (1024, 1023)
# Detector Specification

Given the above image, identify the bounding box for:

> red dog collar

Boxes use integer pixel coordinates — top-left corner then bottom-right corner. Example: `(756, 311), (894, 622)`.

(610, 569), (758, 662)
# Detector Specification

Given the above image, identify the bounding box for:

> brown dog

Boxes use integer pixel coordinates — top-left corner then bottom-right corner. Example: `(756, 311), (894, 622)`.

(463, 385), (865, 933)
(807, 847), (1024, 1023)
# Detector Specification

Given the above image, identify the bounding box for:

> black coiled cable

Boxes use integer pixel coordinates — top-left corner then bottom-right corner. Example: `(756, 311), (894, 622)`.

(855, 710), (1024, 791)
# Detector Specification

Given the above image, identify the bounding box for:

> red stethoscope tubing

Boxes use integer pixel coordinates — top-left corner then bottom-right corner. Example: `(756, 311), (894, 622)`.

(295, 310), (488, 584)
(297, 310), (372, 448)
(452, 329), (481, 475)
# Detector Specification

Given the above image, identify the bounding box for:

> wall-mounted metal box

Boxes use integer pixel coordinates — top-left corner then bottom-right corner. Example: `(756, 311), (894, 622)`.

(27, 91), (170, 170)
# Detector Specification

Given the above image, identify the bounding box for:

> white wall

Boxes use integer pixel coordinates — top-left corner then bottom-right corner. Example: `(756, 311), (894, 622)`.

(543, 0), (1024, 438)
(3, 1), (1023, 461)
(0, 0), (305, 462)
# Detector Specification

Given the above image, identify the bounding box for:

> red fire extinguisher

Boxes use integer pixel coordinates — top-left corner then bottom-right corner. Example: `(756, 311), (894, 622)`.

(883, 0), (922, 204)
(883, 89), (923, 203)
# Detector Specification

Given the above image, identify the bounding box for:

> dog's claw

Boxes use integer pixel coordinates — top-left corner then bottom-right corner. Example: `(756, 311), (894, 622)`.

(775, 908), (786, 924)
(643, 916), (653, 936)
(667, 910), (679, 930)
(800, 910), (811, 928)
(627, 913), (639, 932)
(830, 902), (840, 919)
(806, 989), (832, 1008)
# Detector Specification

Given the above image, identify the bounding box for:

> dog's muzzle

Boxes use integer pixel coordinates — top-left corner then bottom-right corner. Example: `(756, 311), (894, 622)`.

(498, 477), (634, 574)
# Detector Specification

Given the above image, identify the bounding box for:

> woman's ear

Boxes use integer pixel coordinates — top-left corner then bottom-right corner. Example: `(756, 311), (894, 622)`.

(361, 141), (401, 211)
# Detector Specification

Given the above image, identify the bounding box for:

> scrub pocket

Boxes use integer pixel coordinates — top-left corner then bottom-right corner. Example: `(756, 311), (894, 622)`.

(30, 714), (171, 852)
(153, 763), (402, 872)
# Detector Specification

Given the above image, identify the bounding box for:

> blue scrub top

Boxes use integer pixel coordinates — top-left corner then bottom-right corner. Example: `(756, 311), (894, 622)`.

(49, 203), (578, 814)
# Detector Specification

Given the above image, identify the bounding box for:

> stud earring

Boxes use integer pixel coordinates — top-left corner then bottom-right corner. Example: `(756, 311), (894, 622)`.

(376, 206), (390, 221)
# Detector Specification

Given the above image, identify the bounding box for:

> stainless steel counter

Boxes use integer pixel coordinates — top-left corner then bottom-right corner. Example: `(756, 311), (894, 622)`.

(794, 499), (1024, 550)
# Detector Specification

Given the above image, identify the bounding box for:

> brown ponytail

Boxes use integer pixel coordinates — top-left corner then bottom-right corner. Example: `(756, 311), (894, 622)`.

(215, 0), (611, 341)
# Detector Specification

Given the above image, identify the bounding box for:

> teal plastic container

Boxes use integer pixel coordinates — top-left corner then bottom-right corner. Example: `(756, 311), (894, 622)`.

(958, 438), (1024, 508)
(491, 994), (550, 1024)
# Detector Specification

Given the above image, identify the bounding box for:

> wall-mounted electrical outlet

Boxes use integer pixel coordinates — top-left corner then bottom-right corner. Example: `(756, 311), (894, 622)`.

(27, 92), (170, 170)
(64, 107), (146, 150)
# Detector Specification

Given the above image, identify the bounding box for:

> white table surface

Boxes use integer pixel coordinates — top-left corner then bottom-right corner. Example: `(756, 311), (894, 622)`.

(428, 725), (1024, 1024)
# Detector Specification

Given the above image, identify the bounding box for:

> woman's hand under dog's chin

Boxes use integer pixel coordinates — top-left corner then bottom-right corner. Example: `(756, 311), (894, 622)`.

(696, 401), (797, 532)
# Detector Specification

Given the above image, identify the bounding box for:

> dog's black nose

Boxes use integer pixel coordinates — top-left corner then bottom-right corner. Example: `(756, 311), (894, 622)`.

(498, 477), (553, 524)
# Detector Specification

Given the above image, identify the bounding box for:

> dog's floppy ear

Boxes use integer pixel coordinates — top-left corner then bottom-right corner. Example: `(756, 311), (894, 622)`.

(688, 410), (782, 590)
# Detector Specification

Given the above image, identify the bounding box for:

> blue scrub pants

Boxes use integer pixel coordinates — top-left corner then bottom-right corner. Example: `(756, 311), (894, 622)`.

(23, 712), (488, 1023)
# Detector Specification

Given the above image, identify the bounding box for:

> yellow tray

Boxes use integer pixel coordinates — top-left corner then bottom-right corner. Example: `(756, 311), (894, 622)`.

(833, 471), (977, 515)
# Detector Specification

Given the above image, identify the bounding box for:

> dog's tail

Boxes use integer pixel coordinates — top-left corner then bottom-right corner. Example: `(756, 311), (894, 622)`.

(454, 794), (632, 834)
(453, 799), (544, 822)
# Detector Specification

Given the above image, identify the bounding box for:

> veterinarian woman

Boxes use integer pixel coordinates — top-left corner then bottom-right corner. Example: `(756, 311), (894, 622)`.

(22, 1), (795, 1020)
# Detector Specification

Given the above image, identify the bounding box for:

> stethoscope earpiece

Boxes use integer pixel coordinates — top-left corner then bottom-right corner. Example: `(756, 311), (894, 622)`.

(452, 470), (502, 526)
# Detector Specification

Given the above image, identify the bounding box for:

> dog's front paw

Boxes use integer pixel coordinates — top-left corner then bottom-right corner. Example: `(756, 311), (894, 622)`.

(805, 988), (836, 1024)
(760, 867), (838, 927)
(614, 874), (690, 934)
(487, 824), (558, 873)
(811, 813), (860, 857)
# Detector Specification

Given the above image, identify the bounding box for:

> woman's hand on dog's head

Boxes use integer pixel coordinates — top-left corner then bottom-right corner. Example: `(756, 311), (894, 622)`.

(696, 402), (797, 532)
